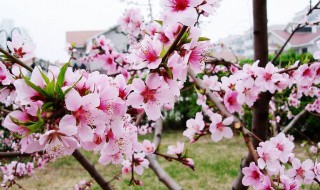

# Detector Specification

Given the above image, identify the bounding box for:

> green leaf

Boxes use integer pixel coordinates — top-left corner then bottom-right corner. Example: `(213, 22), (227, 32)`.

(27, 121), (43, 132)
(160, 45), (169, 58)
(44, 78), (56, 98)
(166, 67), (173, 80)
(198, 37), (210, 42)
(56, 62), (69, 99)
(63, 76), (82, 96)
(154, 20), (163, 25)
(9, 116), (34, 126)
(181, 148), (189, 158)
(42, 102), (54, 111)
(13, 133), (23, 139)
(23, 76), (49, 97)
(38, 67), (50, 85)
(127, 75), (136, 85)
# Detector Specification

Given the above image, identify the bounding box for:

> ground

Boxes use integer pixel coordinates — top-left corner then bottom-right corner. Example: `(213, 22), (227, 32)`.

(13, 131), (320, 190)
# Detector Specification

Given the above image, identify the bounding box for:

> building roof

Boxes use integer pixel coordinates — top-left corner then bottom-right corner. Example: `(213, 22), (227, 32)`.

(66, 30), (103, 47)
(213, 49), (244, 62)
(270, 29), (320, 47)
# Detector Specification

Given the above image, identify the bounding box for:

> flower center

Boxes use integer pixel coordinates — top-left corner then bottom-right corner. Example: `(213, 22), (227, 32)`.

(170, 0), (189, 11)
(141, 87), (156, 103)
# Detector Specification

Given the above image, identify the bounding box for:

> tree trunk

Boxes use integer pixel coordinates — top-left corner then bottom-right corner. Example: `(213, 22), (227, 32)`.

(232, 1), (269, 189)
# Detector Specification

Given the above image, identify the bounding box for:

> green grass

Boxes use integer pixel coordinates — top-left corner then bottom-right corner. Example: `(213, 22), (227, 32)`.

(13, 131), (320, 190)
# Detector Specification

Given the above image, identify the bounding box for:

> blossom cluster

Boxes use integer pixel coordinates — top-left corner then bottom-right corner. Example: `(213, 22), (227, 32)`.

(242, 133), (320, 190)
(0, 0), (320, 188)
(195, 61), (320, 115)
(0, 156), (48, 189)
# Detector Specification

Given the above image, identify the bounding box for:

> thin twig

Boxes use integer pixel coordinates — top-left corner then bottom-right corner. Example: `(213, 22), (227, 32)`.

(272, 1), (320, 63)
(72, 150), (112, 190)
(162, 25), (188, 63)
(0, 47), (32, 72)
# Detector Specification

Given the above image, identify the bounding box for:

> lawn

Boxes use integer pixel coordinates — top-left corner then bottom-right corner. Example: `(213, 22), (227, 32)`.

(13, 131), (320, 190)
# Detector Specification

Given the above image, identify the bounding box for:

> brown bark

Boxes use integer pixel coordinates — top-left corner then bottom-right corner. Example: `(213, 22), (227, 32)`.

(146, 118), (182, 190)
(72, 150), (112, 190)
(232, 1), (269, 189)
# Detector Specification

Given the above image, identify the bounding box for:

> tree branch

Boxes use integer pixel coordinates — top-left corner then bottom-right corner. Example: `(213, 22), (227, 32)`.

(282, 109), (307, 133)
(72, 150), (112, 190)
(0, 47), (32, 72)
(146, 118), (182, 190)
(162, 26), (188, 63)
(271, 1), (320, 63)
(0, 151), (42, 159)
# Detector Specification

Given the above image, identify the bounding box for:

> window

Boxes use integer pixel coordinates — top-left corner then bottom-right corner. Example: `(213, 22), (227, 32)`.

(302, 47), (308, 53)
(297, 27), (312, 33)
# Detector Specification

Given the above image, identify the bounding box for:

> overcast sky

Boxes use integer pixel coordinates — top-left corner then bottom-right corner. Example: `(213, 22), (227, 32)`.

(0, 0), (310, 62)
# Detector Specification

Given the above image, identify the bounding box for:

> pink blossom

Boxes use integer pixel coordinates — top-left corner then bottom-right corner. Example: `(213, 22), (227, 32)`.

(287, 158), (315, 185)
(235, 78), (259, 107)
(167, 51), (188, 82)
(293, 64), (315, 87)
(7, 33), (35, 60)
(242, 162), (264, 188)
(0, 61), (12, 85)
(130, 35), (162, 69)
(26, 115), (80, 158)
(202, 75), (220, 91)
(255, 62), (282, 93)
(280, 175), (300, 190)
(65, 89), (106, 142)
(119, 8), (144, 36)
(142, 140), (156, 155)
(198, 0), (221, 17)
(127, 74), (170, 120)
(161, 0), (202, 26)
(183, 112), (205, 141)
(167, 141), (184, 155)
(209, 115), (233, 142)
(257, 141), (281, 175)
(132, 153), (149, 175)
(224, 90), (242, 113)
(270, 133), (294, 163)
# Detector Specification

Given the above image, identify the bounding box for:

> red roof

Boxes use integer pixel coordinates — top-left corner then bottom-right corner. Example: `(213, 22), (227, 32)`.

(66, 30), (103, 47)
(271, 29), (320, 46)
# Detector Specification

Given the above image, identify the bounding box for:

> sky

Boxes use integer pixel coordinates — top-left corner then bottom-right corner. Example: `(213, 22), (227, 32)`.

(0, 0), (310, 62)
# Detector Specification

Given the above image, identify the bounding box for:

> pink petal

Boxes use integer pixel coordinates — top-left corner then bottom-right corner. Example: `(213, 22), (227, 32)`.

(146, 73), (162, 89)
(132, 78), (145, 93)
(223, 127), (233, 139)
(78, 124), (94, 142)
(82, 93), (100, 110)
(65, 89), (82, 111)
(59, 115), (77, 136)
(127, 93), (144, 108)
(145, 102), (161, 121)
(222, 116), (234, 125)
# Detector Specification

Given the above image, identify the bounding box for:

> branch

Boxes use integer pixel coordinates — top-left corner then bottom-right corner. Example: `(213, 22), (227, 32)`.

(188, 68), (233, 119)
(277, 62), (313, 74)
(146, 118), (182, 190)
(0, 151), (44, 159)
(135, 111), (145, 126)
(205, 57), (242, 70)
(0, 47), (32, 72)
(271, 1), (320, 63)
(72, 150), (112, 190)
(282, 109), (307, 133)
(162, 26), (188, 63)
(309, 111), (320, 117)
(271, 24), (304, 63)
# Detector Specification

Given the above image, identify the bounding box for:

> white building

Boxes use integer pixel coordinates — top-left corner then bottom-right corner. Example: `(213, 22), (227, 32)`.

(66, 26), (129, 71)
(216, 7), (320, 59)
(0, 19), (32, 50)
